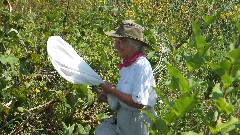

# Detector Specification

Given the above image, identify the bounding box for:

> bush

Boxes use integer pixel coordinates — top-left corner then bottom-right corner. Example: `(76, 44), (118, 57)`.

(0, 0), (239, 134)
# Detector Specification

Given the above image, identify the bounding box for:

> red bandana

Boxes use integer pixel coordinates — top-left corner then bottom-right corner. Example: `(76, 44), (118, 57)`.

(118, 52), (146, 70)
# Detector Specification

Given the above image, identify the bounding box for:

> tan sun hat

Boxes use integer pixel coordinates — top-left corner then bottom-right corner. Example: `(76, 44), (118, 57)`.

(105, 20), (151, 48)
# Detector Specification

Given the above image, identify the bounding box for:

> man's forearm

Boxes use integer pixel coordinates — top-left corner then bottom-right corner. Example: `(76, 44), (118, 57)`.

(110, 88), (144, 109)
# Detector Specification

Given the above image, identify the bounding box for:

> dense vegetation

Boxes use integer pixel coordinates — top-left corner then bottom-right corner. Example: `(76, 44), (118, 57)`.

(0, 0), (239, 134)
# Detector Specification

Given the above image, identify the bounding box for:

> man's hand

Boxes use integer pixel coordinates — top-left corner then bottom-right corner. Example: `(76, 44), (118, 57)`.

(97, 91), (107, 102)
(100, 81), (115, 94)
(100, 82), (144, 109)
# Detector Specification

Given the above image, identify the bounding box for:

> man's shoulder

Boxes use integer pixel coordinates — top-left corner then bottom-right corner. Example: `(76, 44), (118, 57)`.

(135, 56), (150, 66)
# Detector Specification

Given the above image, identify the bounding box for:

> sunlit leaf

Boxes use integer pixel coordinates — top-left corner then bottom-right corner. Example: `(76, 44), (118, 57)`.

(220, 60), (231, 74)
(163, 110), (176, 125)
(202, 15), (215, 25)
(96, 113), (111, 121)
(172, 94), (198, 117)
(212, 83), (222, 99)
(87, 89), (95, 105)
(27, 12), (36, 22)
(228, 48), (240, 63)
(196, 35), (208, 56)
(214, 98), (234, 114)
(192, 21), (201, 36)
(225, 87), (238, 96)
(192, 22), (208, 56)
(0, 54), (19, 65)
(76, 123), (88, 134)
(166, 63), (190, 94)
(220, 74), (234, 88)
(209, 116), (239, 134)
(181, 131), (200, 135)
(147, 51), (155, 59)
(17, 107), (24, 112)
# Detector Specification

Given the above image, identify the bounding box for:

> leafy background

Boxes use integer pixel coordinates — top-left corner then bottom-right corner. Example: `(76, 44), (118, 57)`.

(0, 0), (239, 134)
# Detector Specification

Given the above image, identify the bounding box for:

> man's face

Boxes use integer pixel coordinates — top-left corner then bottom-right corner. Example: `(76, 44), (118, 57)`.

(113, 38), (135, 60)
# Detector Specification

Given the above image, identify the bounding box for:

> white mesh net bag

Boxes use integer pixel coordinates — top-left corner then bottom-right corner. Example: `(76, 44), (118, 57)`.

(47, 36), (104, 85)
(47, 36), (118, 110)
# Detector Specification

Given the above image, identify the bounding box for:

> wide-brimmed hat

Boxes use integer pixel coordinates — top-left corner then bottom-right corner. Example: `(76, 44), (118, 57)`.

(105, 20), (151, 48)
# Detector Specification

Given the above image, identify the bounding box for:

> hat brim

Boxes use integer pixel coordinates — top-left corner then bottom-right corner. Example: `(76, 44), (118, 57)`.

(105, 30), (152, 49)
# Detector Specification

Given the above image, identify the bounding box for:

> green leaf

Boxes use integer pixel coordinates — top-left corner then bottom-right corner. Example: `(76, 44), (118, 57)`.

(236, 22), (240, 33)
(0, 103), (10, 115)
(27, 12), (36, 22)
(188, 78), (203, 89)
(214, 98), (234, 114)
(76, 123), (88, 134)
(96, 113), (111, 121)
(172, 94), (198, 117)
(31, 53), (40, 63)
(0, 54), (19, 65)
(220, 74), (234, 88)
(208, 62), (223, 75)
(220, 60), (232, 74)
(233, 67), (240, 81)
(163, 110), (177, 125)
(17, 107), (24, 112)
(147, 51), (155, 59)
(202, 15), (215, 25)
(209, 116), (239, 134)
(8, 28), (19, 38)
(208, 62), (234, 87)
(166, 63), (190, 94)
(186, 52), (205, 71)
(166, 77), (179, 91)
(192, 22), (208, 56)
(0, 77), (7, 90)
(181, 131), (200, 135)
(68, 124), (75, 135)
(212, 83), (222, 99)
(196, 35), (208, 56)
(162, 95), (198, 125)
(154, 118), (170, 135)
(153, 87), (171, 108)
(46, 13), (57, 21)
(226, 87), (240, 96)
(192, 21), (201, 36)
(66, 94), (76, 110)
(88, 89), (95, 105)
(111, 8), (118, 14)
(228, 48), (240, 63)
(74, 84), (88, 98)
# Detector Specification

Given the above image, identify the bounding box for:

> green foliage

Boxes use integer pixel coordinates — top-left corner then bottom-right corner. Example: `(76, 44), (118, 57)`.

(209, 116), (239, 134)
(166, 63), (190, 94)
(0, 0), (239, 134)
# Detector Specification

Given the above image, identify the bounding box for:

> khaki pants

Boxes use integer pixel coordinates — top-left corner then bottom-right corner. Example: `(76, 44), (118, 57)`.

(95, 104), (156, 135)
